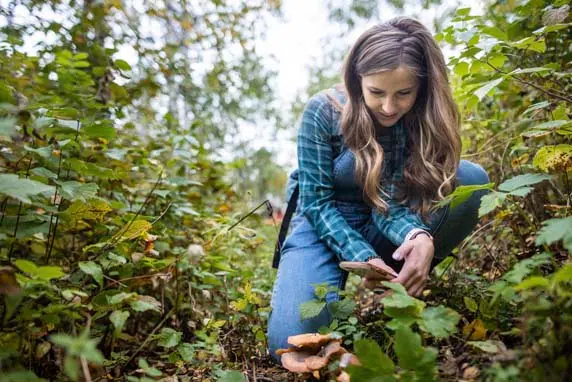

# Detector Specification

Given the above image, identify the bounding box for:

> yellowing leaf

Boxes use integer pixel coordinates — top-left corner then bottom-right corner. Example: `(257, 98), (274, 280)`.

(533, 144), (572, 172)
(112, 220), (152, 243)
(462, 319), (487, 340)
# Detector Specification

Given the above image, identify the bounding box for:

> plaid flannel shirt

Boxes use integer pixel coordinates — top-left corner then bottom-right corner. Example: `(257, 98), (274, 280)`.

(295, 88), (430, 262)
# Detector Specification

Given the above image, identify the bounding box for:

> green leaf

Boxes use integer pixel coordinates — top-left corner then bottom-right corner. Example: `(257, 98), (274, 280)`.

(418, 306), (460, 338)
(352, 338), (394, 374)
(535, 217), (572, 251)
(177, 343), (194, 362)
(480, 26), (507, 41)
(474, 77), (504, 100)
(299, 300), (326, 320)
(479, 191), (507, 217)
(464, 296), (478, 312)
(114, 59), (132, 71)
(0, 371), (46, 382)
(110, 310), (130, 334)
(511, 36), (545, 53)
(514, 276), (550, 290)
(157, 328), (182, 348)
(467, 340), (499, 353)
(522, 101), (551, 116)
(14, 259), (39, 275)
(503, 253), (552, 284)
(508, 187), (533, 197)
(454, 62), (469, 76)
(498, 173), (552, 192)
(137, 358), (162, 377)
(0, 117), (18, 138)
(82, 120), (116, 140)
(329, 298), (356, 320)
(78, 261), (104, 287)
(526, 120), (570, 131)
(438, 183), (493, 210)
(0, 174), (55, 204)
(55, 181), (99, 202)
(36, 266), (65, 281)
(214, 370), (246, 382)
(394, 325), (437, 375)
(130, 295), (161, 312)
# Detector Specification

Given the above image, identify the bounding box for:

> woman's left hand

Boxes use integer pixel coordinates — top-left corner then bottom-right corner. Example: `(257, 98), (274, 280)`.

(390, 235), (434, 297)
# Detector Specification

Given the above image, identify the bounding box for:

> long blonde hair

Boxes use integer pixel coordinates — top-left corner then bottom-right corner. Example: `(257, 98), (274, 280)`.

(328, 16), (461, 219)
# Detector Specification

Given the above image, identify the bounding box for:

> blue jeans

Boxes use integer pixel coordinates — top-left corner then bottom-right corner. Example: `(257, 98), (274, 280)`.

(266, 158), (489, 363)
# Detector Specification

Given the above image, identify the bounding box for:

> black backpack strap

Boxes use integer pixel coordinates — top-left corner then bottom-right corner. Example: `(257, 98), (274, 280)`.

(272, 184), (299, 269)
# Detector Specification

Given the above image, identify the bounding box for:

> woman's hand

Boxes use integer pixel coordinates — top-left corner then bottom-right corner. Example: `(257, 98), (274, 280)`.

(390, 235), (435, 297)
(361, 257), (398, 290)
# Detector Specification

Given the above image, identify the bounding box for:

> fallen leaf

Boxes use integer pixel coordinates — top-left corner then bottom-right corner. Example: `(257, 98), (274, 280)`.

(462, 319), (487, 340)
(462, 366), (480, 380)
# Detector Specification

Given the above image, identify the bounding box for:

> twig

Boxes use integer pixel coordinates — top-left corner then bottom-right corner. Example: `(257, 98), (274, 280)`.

(121, 307), (175, 371)
(80, 356), (92, 382)
(151, 201), (172, 225)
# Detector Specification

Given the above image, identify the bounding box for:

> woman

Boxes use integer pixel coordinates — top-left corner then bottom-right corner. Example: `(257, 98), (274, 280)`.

(267, 16), (489, 363)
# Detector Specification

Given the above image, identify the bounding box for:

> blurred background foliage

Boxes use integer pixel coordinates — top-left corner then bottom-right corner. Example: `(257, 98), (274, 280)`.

(0, 0), (571, 380)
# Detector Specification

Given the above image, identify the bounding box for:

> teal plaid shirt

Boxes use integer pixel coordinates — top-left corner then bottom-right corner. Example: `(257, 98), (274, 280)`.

(295, 87), (430, 262)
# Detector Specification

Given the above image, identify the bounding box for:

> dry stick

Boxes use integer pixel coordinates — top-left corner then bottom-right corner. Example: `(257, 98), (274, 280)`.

(8, 155), (34, 261)
(563, 171), (572, 213)
(483, 59), (572, 104)
(80, 356), (92, 382)
(45, 142), (64, 264)
(121, 306), (175, 371)
(0, 197), (8, 227)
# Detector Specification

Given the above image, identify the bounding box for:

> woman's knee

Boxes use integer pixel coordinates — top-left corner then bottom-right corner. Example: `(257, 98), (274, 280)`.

(458, 160), (489, 186)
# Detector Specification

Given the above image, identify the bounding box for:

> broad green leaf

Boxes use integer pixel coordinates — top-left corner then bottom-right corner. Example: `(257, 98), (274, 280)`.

(525, 120), (570, 131)
(508, 187), (533, 197)
(478, 191), (506, 216)
(157, 328), (182, 348)
(488, 53), (507, 68)
(114, 59), (132, 71)
(36, 266), (65, 281)
(480, 26), (507, 41)
(82, 120), (116, 140)
(467, 340), (499, 353)
(56, 181), (99, 202)
(0, 117), (17, 138)
(508, 67), (553, 75)
(522, 101), (551, 116)
(511, 36), (545, 53)
(438, 183), (493, 210)
(78, 261), (104, 287)
(474, 77), (504, 100)
(533, 144), (572, 172)
(214, 370), (246, 382)
(503, 253), (552, 284)
(533, 23), (571, 35)
(418, 305), (460, 338)
(352, 338), (394, 374)
(31, 167), (58, 180)
(380, 282), (419, 309)
(394, 325), (437, 374)
(110, 310), (130, 334)
(0, 174), (55, 204)
(112, 220), (152, 243)
(498, 173), (552, 192)
(329, 298), (356, 320)
(0, 371), (46, 382)
(178, 343), (194, 362)
(299, 299), (326, 320)
(14, 259), (39, 275)
(130, 295), (161, 312)
(454, 62), (469, 76)
(137, 358), (162, 377)
(464, 296), (478, 312)
(514, 276), (550, 290)
(535, 217), (572, 251)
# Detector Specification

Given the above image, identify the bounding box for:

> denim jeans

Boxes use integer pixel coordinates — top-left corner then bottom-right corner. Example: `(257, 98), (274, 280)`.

(266, 148), (489, 363)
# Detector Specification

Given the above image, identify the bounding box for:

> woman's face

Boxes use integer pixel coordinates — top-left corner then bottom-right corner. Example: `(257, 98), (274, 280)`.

(360, 66), (419, 127)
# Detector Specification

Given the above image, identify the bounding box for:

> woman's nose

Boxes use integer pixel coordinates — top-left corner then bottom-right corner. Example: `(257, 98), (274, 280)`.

(381, 98), (397, 115)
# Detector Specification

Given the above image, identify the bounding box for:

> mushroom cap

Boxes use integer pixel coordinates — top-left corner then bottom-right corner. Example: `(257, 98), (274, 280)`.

(304, 340), (346, 370)
(287, 332), (336, 349)
(281, 350), (314, 373)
